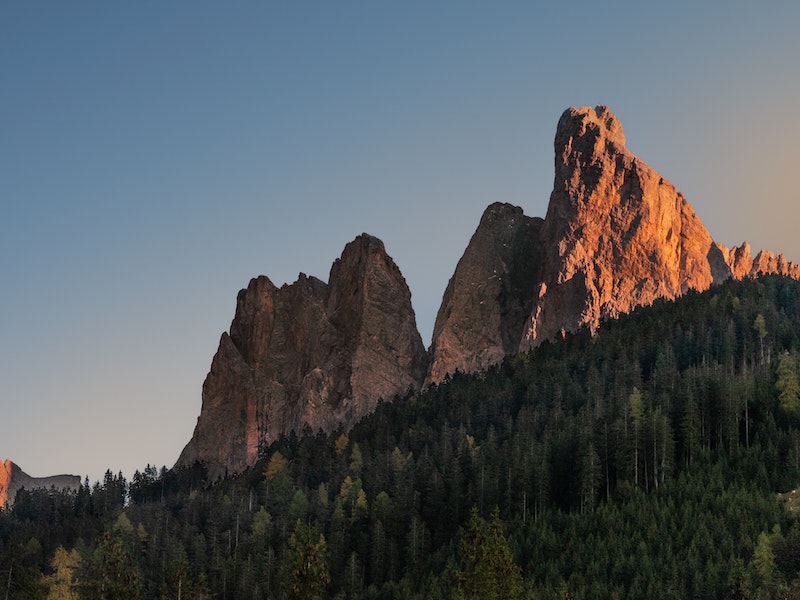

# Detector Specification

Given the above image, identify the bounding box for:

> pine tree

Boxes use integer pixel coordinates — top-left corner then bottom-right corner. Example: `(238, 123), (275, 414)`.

(452, 508), (525, 600)
(776, 351), (800, 415)
(629, 387), (644, 487)
(281, 520), (330, 600)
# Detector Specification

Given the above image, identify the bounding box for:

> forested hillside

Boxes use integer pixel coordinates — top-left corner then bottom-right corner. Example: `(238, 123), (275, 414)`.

(5, 275), (800, 599)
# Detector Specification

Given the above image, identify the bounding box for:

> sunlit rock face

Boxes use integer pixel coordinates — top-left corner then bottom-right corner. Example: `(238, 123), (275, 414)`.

(0, 459), (81, 509)
(712, 242), (800, 280)
(716, 242), (755, 280)
(176, 234), (428, 479)
(520, 105), (727, 347)
(749, 249), (800, 278)
(430, 105), (800, 372)
(179, 105), (800, 480)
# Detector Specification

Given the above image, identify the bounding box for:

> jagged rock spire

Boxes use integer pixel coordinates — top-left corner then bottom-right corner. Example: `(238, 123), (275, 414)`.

(176, 235), (428, 479)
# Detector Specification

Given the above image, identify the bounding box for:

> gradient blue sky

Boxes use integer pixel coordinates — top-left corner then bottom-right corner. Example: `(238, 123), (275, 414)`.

(3, 2), (799, 483)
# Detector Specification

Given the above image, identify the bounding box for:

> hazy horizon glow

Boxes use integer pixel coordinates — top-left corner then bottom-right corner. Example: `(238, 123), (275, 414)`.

(2, 2), (799, 483)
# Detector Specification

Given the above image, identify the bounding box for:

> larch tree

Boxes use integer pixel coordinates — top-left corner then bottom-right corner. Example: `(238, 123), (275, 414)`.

(45, 546), (81, 600)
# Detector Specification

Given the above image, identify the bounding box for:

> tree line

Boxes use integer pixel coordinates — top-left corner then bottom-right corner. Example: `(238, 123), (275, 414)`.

(4, 275), (800, 598)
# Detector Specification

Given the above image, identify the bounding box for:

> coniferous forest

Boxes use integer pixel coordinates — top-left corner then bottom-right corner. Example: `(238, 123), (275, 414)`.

(6, 275), (800, 599)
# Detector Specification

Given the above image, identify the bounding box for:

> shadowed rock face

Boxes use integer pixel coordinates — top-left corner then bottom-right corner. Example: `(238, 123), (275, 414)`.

(176, 234), (428, 479)
(0, 459), (81, 509)
(427, 203), (543, 384)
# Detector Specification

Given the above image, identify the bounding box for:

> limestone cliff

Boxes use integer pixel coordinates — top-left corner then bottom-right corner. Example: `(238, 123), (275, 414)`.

(522, 105), (728, 347)
(427, 203), (543, 384)
(176, 234), (428, 479)
(431, 105), (799, 371)
(0, 459), (81, 509)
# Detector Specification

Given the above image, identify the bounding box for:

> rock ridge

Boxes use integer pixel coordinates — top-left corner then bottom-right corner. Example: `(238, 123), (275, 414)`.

(0, 459), (81, 509)
(176, 234), (428, 479)
(177, 105), (799, 478)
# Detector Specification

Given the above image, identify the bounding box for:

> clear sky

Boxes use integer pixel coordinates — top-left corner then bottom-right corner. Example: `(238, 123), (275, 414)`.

(3, 2), (799, 484)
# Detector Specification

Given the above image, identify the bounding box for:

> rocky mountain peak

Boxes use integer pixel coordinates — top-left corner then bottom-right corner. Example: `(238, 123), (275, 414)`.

(431, 105), (798, 363)
(176, 234), (427, 479)
(427, 202), (543, 384)
(524, 105), (721, 346)
(555, 105), (626, 162)
(177, 105), (799, 480)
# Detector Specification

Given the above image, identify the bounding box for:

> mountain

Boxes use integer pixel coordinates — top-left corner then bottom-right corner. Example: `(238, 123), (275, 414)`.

(522, 105), (727, 346)
(7, 275), (800, 599)
(427, 202), (543, 385)
(0, 459), (81, 509)
(432, 105), (799, 379)
(176, 234), (428, 479)
(177, 105), (799, 476)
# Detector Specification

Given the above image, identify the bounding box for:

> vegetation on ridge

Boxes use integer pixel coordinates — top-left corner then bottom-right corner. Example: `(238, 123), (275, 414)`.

(4, 276), (800, 598)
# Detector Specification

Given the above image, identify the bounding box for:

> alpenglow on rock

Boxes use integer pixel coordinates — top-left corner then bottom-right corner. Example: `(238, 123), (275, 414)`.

(429, 105), (800, 380)
(521, 105), (730, 347)
(0, 459), (81, 509)
(176, 234), (428, 479)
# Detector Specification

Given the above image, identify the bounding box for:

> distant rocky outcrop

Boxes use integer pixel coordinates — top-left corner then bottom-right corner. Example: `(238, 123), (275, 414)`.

(177, 105), (800, 477)
(0, 459), (81, 509)
(749, 249), (800, 278)
(176, 234), (428, 479)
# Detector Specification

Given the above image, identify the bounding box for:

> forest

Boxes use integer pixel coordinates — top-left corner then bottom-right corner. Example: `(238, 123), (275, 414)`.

(4, 275), (800, 599)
